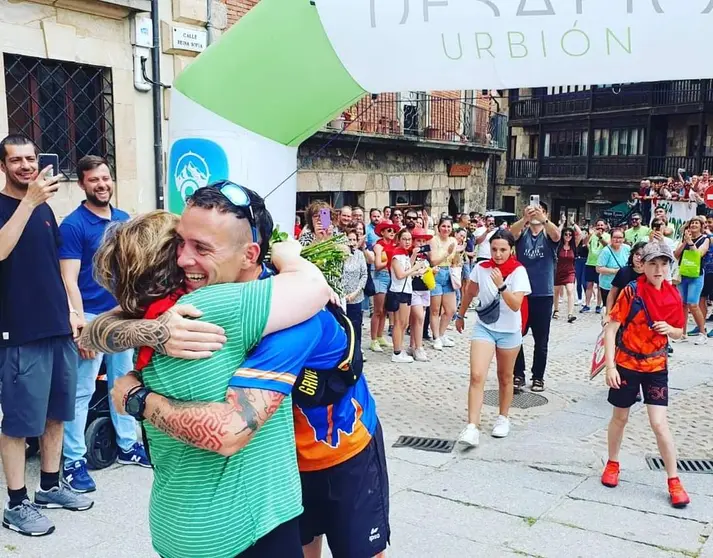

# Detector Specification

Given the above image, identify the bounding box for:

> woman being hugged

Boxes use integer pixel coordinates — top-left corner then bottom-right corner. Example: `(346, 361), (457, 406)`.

(429, 217), (459, 350)
(602, 242), (689, 509)
(389, 229), (425, 363)
(455, 230), (531, 447)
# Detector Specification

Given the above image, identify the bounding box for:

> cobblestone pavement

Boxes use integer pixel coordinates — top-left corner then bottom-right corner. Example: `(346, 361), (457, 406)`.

(1, 308), (712, 557)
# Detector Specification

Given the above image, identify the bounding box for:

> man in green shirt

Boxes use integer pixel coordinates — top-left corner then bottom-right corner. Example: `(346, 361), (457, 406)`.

(80, 185), (332, 558)
(582, 219), (610, 314)
(624, 213), (650, 246)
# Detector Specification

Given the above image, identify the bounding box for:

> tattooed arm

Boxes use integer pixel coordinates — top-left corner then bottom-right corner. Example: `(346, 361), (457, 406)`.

(143, 387), (285, 456)
(79, 305), (226, 359)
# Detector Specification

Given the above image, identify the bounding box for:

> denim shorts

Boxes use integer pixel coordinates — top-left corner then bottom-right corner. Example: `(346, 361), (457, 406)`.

(679, 274), (705, 305)
(462, 262), (473, 281)
(471, 321), (522, 349)
(372, 270), (390, 294)
(431, 267), (455, 296)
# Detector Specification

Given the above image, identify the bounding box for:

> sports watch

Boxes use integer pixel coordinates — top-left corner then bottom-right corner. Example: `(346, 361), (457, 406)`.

(125, 387), (152, 421)
(498, 284), (507, 292)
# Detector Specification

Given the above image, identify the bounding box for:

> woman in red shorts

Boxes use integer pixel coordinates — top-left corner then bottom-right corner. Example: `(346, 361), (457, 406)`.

(554, 225), (583, 323)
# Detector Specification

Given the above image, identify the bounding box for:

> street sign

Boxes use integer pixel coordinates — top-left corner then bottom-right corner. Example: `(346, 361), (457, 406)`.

(705, 185), (713, 209)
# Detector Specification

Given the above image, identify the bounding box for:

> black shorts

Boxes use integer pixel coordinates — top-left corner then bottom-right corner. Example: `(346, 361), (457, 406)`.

(236, 517), (302, 558)
(0, 335), (77, 438)
(702, 274), (713, 299)
(299, 422), (390, 558)
(608, 367), (669, 408)
(585, 265), (599, 284)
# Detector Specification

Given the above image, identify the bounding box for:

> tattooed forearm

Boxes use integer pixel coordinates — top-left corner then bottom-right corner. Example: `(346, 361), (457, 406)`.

(79, 309), (171, 354)
(144, 388), (285, 456)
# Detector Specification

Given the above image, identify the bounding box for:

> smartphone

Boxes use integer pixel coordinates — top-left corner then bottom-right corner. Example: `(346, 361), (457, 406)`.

(529, 194), (540, 208)
(319, 208), (332, 231)
(38, 153), (60, 178)
(419, 244), (432, 254)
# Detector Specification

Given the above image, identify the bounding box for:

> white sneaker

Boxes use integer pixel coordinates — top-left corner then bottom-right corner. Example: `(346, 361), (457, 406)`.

(458, 424), (480, 447)
(694, 334), (708, 346)
(370, 340), (383, 352)
(433, 338), (444, 351)
(491, 416), (510, 438)
(413, 348), (429, 362)
(442, 336), (455, 348)
(406, 347), (414, 356)
(391, 352), (414, 363)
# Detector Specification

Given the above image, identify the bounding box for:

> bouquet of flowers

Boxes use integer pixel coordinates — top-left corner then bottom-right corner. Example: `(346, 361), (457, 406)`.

(269, 228), (348, 294)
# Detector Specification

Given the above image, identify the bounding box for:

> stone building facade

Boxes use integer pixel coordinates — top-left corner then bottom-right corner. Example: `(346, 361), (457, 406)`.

(0, 0), (228, 219)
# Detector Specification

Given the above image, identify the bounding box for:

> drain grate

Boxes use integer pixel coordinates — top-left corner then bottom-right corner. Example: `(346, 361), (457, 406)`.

(646, 455), (713, 474)
(392, 436), (455, 454)
(483, 389), (548, 409)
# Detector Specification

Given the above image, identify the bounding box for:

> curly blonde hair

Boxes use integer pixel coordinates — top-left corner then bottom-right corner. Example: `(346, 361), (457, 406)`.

(93, 210), (184, 317)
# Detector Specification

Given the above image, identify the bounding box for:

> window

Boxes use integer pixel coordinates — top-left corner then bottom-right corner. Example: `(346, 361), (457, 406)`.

(528, 134), (539, 158)
(592, 127), (645, 157)
(502, 195), (515, 213)
(509, 135), (518, 159)
(543, 130), (587, 157)
(688, 125), (703, 157)
(296, 192), (359, 213)
(390, 190), (428, 209)
(4, 54), (115, 176)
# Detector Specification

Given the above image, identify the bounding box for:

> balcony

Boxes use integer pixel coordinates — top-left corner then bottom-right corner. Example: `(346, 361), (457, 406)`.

(507, 159), (539, 180)
(590, 156), (647, 179)
(328, 94), (508, 151)
(509, 80), (713, 123)
(648, 156), (713, 177)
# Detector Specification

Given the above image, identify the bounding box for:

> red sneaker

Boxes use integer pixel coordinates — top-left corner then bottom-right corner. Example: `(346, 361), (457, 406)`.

(668, 477), (690, 508)
(601, 460), (620, 488)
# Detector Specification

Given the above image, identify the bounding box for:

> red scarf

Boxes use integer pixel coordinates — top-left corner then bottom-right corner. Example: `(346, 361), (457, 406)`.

(635, 275), (684, 328)
(133, 288), (187, 372)
(480, 256), (529, 333)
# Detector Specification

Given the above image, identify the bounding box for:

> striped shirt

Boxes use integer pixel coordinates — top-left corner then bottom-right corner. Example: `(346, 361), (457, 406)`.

(142, 280), (302, 558)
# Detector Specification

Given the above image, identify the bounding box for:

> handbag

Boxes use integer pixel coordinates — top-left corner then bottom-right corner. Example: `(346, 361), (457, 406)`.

(363, 264), (376, 297)
(385, 279), (407, 312)
(680, 249), (702, 278)
(449, 266), (463, 290)
(476, 293), (501, 325)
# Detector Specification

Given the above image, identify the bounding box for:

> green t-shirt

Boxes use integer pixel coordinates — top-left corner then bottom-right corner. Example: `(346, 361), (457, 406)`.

(142, 280), (302, 558)
(624, 226), (650, 246)
(586, 232), (611, 266)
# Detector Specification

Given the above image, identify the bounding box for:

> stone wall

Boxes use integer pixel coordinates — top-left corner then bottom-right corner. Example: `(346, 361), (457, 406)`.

(297, 142), (489, 216)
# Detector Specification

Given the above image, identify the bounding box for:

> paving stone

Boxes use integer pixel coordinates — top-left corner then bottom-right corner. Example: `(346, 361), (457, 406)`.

(544, 498), (705, 553)
(525, 410), (610, 439)
(507, 520), (682, 558)
(387, 457), (439, 491)
(569, 476), (713, 523)
(391, 490), (531, 546)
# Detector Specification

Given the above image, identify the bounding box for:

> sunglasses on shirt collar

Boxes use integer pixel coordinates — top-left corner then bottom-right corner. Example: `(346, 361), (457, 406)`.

(214, 181), (260, 243)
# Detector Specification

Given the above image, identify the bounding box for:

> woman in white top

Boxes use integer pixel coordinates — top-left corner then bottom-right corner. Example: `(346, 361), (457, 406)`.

(389, 229), (425, 363)
(455, 229), (532, 447)
(428, 217), (458, 351)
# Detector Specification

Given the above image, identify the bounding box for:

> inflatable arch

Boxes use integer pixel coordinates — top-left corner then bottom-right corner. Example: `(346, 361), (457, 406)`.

(168, 0), (710, 233)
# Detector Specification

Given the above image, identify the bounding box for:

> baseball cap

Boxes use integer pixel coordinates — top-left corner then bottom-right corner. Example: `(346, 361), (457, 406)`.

(641, 241), (674, 263)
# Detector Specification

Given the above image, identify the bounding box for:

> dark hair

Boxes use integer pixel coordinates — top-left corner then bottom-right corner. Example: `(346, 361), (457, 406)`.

(628, 241), (648, 266)
(369, 207), (380, 217)
(345, 225), (359, 238)
(560, 226), (576, 251)
(489, 228), (516, 248)
(186, 183), (273, 264)
(76, 155), (110, 183)
(539, 201), (549, 214)
(437, 216), (453, 230)
(0, 134), (37, 163)
(396, 228), (412, 242)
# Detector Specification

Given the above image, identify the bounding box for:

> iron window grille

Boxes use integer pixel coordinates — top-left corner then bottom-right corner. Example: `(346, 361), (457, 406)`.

(4, 53), (116, 177)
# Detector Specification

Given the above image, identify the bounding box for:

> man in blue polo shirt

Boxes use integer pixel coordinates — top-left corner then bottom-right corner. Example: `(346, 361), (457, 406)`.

(59, 155), (148, 493)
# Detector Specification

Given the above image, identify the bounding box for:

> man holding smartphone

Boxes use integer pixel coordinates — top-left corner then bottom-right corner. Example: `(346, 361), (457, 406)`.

(59, 155), (149, 494)
(0, 135), (92, 537)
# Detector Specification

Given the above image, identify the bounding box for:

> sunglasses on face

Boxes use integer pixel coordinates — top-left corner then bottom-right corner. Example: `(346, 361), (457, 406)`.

(216, 181), (259, 243)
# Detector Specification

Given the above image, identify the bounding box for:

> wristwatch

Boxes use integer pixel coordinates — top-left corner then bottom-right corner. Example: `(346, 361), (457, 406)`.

(125, 387), (152, 421)
(498, 284), (507, 292)
(455, 314), (467, 320)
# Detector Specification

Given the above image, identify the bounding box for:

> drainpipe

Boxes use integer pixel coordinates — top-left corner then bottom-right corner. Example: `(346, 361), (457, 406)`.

(206, 0), (215, 45)
(151, 0), (165, 209)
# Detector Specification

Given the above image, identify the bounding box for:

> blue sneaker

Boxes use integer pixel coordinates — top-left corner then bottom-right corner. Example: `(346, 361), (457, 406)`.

(707, 329), (713, 338)
(580, 305), (591, 313)
(688, 327), (701, 336)
(117, 443), (151, 468)
(62, 461), (96, 493)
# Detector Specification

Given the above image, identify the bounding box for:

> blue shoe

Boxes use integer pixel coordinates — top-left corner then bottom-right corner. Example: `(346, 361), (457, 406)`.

(707, 330), (713, 338)
(688, 327), (701, 336)
(117, 443), (151, 468)
(595, 306), (602, 314)
(62, 461), (96, 493)
(580, 306), (590, 313)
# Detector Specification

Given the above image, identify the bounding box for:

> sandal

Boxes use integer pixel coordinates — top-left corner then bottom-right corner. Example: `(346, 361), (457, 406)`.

(513, 376), (525, 392)
(567, 314), (577, 323)
(552, 311), (559, 320)
(531, 379), (545, 392)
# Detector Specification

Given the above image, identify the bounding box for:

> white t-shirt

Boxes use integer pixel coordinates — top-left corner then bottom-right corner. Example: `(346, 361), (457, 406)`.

(390, 254), (413, 294)
(469, 263), (532, 333)
(477, 230), (497, 260)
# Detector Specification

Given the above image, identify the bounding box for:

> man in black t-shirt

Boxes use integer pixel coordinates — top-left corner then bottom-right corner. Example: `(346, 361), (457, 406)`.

(0, 135), (92, 537)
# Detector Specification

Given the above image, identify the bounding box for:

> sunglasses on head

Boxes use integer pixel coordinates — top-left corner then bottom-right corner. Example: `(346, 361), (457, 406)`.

(214, 181), (259, 243)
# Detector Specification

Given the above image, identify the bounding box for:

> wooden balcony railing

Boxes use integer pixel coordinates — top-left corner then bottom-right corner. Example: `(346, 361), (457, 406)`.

(506, 159), (539, 179)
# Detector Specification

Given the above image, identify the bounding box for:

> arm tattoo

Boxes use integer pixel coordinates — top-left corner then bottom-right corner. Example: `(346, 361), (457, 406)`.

(79, 310), (171, 354)
(145, 388), (285, 454)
